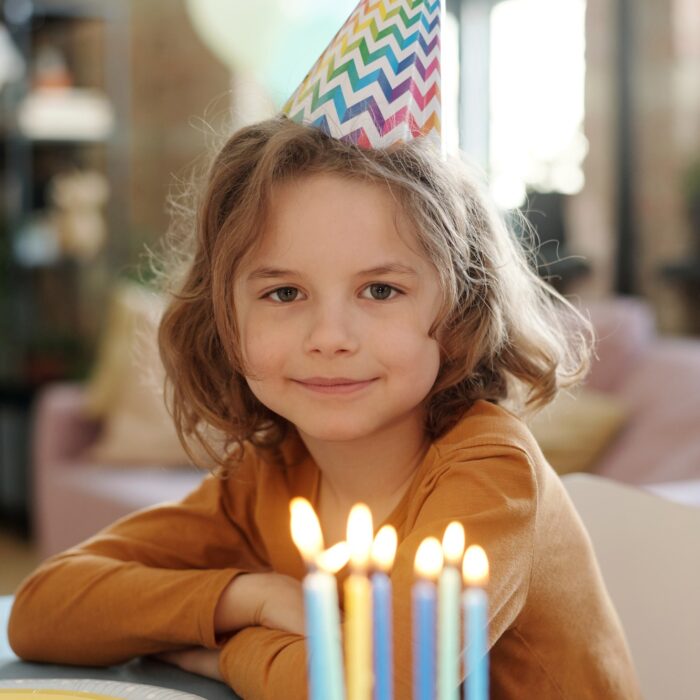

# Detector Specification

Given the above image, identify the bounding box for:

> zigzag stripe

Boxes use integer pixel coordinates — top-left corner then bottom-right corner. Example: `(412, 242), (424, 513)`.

(334, 37), (440, 82)
(295, 107), (440, 148)
(282, 0), (443, 149)
(346, 14), (439, 56)
(299, 54), (439, 118)
(341, 22), (439, 71)
(379, 103), (441, 133)
(325, 110), (441, 148)
(325, 59), (439, 107)
(364, 0), (442, 21)
(352, 3), (440, 38)
(288, 31), (440, 108)
(286, 3), (440, 108)
(300, 77), (440, 130)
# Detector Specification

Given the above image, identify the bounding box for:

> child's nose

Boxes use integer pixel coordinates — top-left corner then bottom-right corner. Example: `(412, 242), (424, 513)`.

(302, 301), (360, 356)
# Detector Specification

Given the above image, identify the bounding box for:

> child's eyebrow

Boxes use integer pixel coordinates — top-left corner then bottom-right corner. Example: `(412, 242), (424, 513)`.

(245, 262), (419, 282)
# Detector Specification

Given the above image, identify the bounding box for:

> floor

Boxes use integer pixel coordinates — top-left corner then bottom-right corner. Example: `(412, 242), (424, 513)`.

(0, 529), (39, 596)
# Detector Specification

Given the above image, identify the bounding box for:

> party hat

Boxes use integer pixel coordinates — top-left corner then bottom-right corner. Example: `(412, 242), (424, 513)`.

(282, 0), (443, 150)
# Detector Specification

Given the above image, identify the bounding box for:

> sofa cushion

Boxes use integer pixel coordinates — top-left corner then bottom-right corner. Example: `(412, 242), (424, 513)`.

(528, 388), (629, 475)
(582, 296), (656, 392)
(594, 339), (700, 484)
(83, 281), (189, 466)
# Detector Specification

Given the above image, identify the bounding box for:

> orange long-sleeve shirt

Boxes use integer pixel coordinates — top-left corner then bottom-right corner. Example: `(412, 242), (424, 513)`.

(9, 400), (641, 699)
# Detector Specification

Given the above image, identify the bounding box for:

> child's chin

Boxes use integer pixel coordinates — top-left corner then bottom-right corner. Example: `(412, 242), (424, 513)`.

(298, 421), (375, 443)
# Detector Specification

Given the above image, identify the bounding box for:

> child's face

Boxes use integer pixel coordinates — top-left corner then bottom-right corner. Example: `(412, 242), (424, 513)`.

(233, 173), (443, 444)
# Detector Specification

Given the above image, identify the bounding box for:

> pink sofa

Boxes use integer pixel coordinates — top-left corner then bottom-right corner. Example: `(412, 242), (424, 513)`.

(31, 296), (700, 559)
(584, 297), (700, 485)
(32, 386), (202, 559)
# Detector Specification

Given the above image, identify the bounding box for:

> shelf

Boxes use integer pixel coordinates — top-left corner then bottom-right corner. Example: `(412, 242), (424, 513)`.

(0, 0), (129, 530)
(16, 87), (114, 141)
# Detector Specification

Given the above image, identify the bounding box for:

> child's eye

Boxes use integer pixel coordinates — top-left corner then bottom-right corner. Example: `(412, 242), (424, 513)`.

(362, 283), (402, 301)
(265, 286), (301, 303)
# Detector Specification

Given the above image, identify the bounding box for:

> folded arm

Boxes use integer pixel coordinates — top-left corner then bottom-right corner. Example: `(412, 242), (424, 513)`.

(9, 465), (269, 665)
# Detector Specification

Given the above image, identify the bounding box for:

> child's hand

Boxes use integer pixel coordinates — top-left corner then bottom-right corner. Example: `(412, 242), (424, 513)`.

(255, 572), (306, 636)
(216, 572), (306, 636)
(153, 648), (222, 681)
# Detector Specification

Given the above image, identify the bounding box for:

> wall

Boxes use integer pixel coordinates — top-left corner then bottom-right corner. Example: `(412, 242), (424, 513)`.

(128, 0), (232, 253)
(570, 0), (700, 333)
(568, 0), (618, 300)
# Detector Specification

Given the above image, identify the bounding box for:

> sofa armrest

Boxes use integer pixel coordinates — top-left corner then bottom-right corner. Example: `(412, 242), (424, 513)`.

(32, 382), (101, 469)
(32, 383), (102, 559)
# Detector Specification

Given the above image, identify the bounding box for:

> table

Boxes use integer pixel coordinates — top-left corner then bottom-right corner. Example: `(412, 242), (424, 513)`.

(0, 597), (240, 699)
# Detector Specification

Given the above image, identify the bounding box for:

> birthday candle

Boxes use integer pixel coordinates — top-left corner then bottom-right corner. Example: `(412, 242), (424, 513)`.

(462, 545), (490, 700)
(370, 525), (398, 700)
(290, 498), (347, 700)
(345, 504), (374, 700)
(438, 523), (465, 700)
(413, 537), (443, 700)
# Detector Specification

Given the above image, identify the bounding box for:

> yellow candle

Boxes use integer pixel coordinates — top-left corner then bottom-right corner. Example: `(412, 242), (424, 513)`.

(344, 503), (374, 700)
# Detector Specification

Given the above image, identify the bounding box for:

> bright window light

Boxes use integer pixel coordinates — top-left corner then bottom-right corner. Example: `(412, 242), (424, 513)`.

(443, 9), (461, 155)
(489, 0), (588, 209)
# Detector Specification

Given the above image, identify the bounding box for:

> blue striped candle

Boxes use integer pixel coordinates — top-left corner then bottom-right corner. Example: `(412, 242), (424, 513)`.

(372, 571), (393, 700)
(370, 524), (397, 700)
(304, 570), (346, 700)
(290, 498), (347, 700)
(413, 537), (443, 700)
(413, 580), (437, 700)
(461, 545), (490, 700)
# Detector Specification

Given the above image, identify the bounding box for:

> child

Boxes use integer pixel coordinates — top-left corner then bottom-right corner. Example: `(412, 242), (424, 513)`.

(9, 2), (641, 698)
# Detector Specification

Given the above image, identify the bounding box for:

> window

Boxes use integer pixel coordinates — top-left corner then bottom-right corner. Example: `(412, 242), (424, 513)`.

(457, 0), (588, 209)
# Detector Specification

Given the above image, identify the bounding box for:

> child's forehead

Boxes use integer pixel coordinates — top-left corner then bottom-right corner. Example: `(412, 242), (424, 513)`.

(261, 173), (409, 243)
(270, 172), (396, 213)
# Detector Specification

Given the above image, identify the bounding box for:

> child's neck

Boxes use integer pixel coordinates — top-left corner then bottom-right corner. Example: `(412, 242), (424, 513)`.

(298, 412), (430, 522)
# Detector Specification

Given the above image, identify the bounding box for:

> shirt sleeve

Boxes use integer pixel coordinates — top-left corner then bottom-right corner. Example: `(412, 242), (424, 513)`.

(389, 442), (537, 698)
(216, 442), (537, 700)
(8, 459), (269, 666)
(219, 627), (308, 700)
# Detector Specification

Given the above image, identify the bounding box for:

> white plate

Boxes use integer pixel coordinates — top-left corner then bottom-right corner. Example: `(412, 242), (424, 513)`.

(0, 678), (206, 700)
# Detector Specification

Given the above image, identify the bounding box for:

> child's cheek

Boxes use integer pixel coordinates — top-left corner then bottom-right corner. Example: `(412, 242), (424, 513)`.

(374, 321), (441, 365)
(238, 318), (285, 379)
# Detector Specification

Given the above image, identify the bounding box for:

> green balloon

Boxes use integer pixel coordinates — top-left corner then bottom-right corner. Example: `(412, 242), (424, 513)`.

(186, 0), (357, 106)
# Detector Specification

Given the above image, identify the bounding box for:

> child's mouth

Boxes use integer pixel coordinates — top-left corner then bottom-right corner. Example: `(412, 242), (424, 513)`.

(293, 378), (377, 394)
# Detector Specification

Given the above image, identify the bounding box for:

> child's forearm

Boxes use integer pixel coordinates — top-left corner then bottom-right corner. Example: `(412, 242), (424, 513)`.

(214, 573), (265, 633)
(8, 553), (239, 665)
(214, 572), (306, 637)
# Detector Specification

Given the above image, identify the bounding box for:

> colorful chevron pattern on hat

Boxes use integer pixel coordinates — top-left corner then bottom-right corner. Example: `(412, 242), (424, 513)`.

(282, 0), (442, 150)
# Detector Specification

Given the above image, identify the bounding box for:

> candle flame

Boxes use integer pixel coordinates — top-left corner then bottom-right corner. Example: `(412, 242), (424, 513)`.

(347, 503), (374, 570)
(462, 544), (489, 586)
(290, 497), (324, 565)
(414, 536), (444, 579)
(371, 525), (398, 573)
(442, 521), (465, 567)
(317, 541), (350, 574)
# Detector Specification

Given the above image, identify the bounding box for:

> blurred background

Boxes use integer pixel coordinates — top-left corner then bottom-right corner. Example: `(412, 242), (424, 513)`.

(0, 0), (699, 595)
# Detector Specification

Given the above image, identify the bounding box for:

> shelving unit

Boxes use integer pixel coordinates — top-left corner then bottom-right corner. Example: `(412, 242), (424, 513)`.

(0, 0), (129, 532)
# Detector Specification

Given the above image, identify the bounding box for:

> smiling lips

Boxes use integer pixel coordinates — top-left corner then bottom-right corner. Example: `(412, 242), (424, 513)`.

(294, 377), (377, 394)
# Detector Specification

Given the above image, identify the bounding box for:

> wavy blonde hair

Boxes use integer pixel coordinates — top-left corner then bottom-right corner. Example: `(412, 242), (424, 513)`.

(157, 117), (593, 471)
